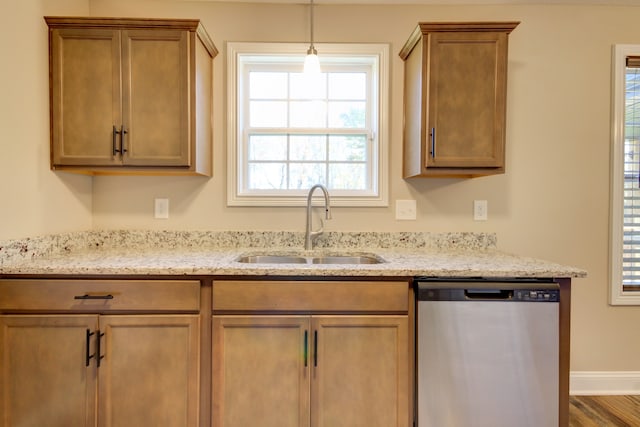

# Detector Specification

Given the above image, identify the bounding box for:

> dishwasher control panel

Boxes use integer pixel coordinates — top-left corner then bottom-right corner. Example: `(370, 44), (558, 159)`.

(416, 279), (560, 302)
(514, 289), (559, 302)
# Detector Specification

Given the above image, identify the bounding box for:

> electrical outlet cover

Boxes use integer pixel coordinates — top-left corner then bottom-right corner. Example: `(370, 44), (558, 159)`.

(473, 200), (488, 221)
(396, 199), (417, 220)
(154, 198), (169, 219)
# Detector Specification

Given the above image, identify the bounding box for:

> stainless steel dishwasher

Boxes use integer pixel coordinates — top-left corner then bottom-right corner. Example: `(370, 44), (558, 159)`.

(416, 278), (560, 427)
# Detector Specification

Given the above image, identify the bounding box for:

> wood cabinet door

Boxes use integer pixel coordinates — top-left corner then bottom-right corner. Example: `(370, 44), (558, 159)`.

(212, 316), (310, 427)
(311, 316), (409, 427)
(0, 315), (98, 427)
(426, 31), (508, 168)
(121, 29), (190, 167)
(97, 315), (200, 427)
(50, 28), (122, 167)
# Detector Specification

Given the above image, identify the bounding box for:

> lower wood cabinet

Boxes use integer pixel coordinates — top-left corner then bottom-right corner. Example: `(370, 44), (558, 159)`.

(0, 315), (98, 427)
(212, 315), (408, 427)
(211, 280), (411, 427)
(0, 315), (200, 427)
(312, 316), (408, 427)
(97, 315), (200, 427)
(0, 280), (201, 427)
(0, 278), (412, 427)
(212, 316), (309, 427)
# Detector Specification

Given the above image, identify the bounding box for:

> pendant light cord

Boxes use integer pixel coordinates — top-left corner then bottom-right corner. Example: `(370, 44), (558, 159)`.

(309, 0), (316, 53)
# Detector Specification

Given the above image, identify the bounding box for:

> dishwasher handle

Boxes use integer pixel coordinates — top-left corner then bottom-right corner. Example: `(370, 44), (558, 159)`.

(464, 289), (513, 300)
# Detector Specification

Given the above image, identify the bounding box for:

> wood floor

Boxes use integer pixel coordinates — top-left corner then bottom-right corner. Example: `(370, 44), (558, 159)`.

(570, 395), (640, 426)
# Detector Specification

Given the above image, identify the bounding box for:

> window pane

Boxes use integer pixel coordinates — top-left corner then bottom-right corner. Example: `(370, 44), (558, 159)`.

(290, 101), (327, 127)
(328, 101), (366, 128)
(329, 135), (367, 161)
(250, 72), (288, 99)
(290, 73), (327, 99)
(248, 135), (287, 160)
(290, 135), (326, 161)
(248, 163), (287, 189)
(329, 163), (366, 190)
(289, 163), (326, 189)
(329, 73), (366, 100)
(250, 101), (287, 127)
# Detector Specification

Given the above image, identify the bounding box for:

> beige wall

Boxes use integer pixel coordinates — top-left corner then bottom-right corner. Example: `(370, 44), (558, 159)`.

(3, 0), (639, 372)
(0, 0), (93, 240)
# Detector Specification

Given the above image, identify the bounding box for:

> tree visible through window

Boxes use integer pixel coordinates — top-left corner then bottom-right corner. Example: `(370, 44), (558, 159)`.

(227, 42), (389, 207)
(247, 71), (369, 191)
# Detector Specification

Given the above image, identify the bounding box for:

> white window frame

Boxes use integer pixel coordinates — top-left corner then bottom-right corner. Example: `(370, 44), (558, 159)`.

(226, 42), (389, 207)
(610, 44), (640, 305)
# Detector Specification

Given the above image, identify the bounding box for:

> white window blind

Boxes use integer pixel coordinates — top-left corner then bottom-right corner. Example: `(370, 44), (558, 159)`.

(611, 45), (640, 304)
(623, 58), (640, 290)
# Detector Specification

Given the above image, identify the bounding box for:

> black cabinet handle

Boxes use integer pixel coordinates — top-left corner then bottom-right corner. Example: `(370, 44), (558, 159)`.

(112, 125), (127, 156)
(304, 330), (308, 367)
(120, 125), (128, 154)
(74, 294), (114, 300)
(112, 126), (120, 155)
(313, 330), (318, 367)
(85, 329), (95, 367)
(96, 330), (105, 367)
(430, 127), (436, 158)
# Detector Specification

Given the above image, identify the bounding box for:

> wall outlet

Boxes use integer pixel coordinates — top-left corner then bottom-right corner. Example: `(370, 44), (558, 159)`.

(473, 200), (488, 221)
(154, 198), (169, 219)
(396, 199), (417, 220)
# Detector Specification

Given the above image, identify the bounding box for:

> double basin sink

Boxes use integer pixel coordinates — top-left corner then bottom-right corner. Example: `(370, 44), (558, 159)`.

(236, 253), (383, 265)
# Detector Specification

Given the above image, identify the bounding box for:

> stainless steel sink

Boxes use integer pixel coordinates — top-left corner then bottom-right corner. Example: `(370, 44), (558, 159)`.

(236, 255), (308, 264)
(235, 253), (383, 265)
(311, 256), (380, 264)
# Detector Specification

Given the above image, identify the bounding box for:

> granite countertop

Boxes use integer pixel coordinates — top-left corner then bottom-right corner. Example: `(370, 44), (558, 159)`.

(0, 230), (587, 278)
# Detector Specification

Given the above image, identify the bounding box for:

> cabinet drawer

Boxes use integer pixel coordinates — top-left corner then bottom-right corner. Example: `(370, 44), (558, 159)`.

(0, 280), (200, 312)
(213, 280), (409, 313)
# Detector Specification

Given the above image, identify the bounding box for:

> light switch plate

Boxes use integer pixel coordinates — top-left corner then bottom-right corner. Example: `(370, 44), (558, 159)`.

(396, 199), (417, 220)
(154, 198), (169, 219)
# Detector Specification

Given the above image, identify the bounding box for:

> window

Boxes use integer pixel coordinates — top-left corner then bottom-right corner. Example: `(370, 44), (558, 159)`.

(611, 44), (640, 304)
(227, 42), (389, 206)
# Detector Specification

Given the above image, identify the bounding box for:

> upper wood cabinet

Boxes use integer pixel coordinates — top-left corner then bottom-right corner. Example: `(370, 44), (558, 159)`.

(45, 17), (217, 176)
(399, 22), (519, 178)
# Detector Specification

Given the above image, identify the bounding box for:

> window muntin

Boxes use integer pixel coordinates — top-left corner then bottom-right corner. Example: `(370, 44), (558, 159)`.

(227, 42), (389, 207)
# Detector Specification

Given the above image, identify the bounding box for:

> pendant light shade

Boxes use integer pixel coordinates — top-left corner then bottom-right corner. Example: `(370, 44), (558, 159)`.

(304, 0), (320, 74)
(304, 48), (320, 74)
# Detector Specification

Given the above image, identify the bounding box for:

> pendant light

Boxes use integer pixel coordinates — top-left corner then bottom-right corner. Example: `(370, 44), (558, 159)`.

(304, 0), (320, 74)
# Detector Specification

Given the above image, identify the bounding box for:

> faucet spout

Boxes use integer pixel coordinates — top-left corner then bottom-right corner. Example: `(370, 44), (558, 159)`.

(305, 184), (332, 250)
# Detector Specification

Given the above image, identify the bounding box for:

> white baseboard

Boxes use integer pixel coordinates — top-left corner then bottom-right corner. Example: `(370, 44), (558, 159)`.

(570, 371), (640, 395)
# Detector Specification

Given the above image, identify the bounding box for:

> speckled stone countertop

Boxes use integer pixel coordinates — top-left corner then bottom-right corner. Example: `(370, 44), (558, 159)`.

(0, 230), (586, 278)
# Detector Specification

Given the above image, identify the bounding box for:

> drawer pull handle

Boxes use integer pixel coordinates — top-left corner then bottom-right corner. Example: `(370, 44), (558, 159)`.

(74, 294), (114, 300)
(85, 329), (95, 367)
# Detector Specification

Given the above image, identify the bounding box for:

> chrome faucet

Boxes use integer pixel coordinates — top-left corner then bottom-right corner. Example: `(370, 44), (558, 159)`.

(305, 184), (332, 250)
